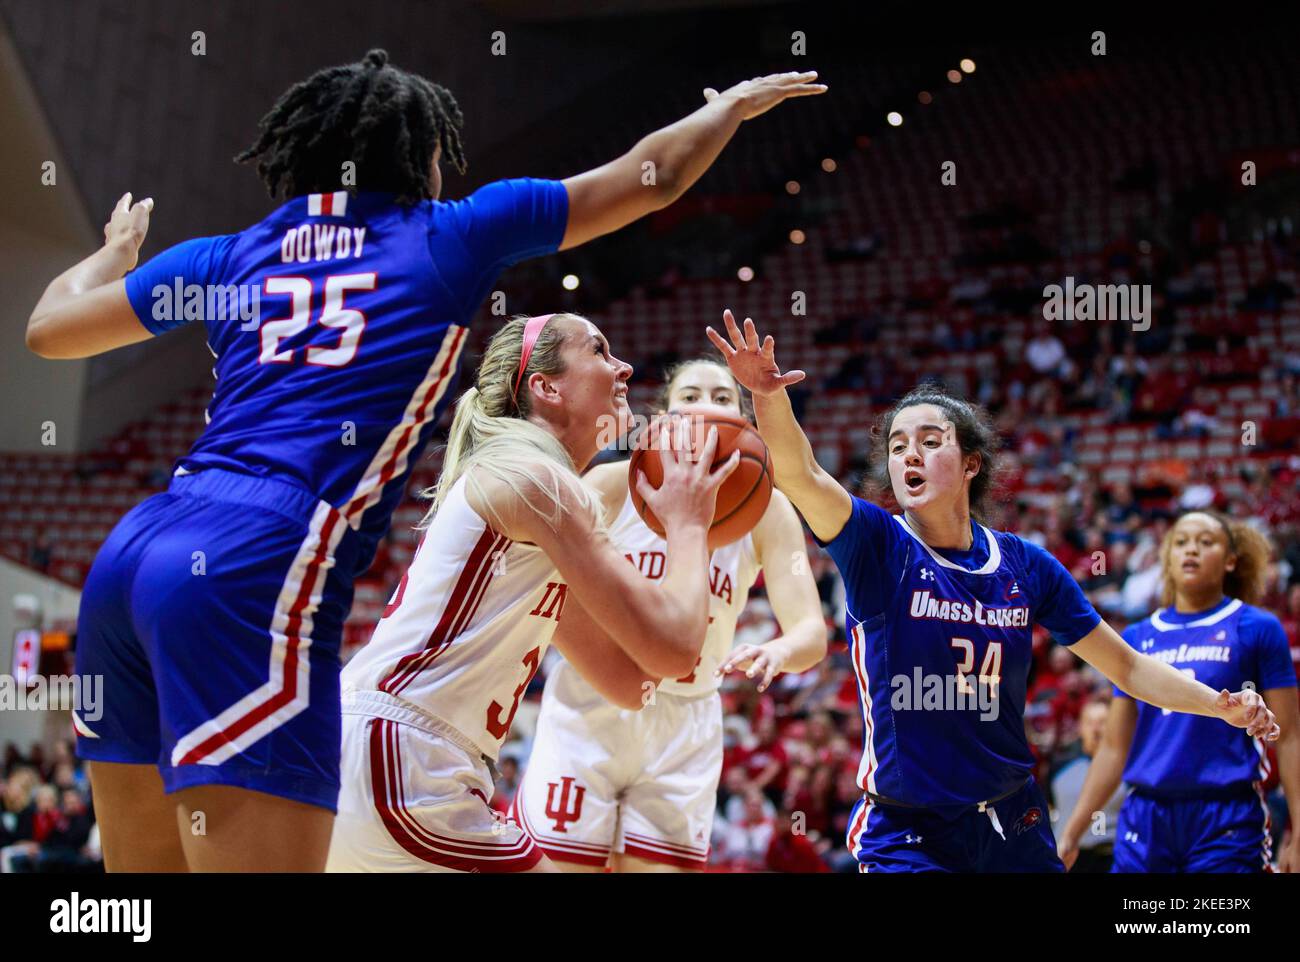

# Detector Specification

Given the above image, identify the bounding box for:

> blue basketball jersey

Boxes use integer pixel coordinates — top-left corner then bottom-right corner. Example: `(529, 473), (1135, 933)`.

(818, 496), (1101, 809)
(123, 180), (569, 577)
(1116, 598), (1295, 794)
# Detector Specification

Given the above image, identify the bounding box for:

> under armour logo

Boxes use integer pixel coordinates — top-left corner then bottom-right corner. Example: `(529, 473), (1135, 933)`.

(1123, 831), (1140, 843)
(1214, 630), (1226, 641)
(918, 568), (935, 582)
(1141, 639), (1155, 651)
(905, 834), (923, 844)
(544, 776), (586, 833)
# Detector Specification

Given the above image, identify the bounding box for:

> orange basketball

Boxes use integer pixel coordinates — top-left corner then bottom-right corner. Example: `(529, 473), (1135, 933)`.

(628, 411), (772, 551)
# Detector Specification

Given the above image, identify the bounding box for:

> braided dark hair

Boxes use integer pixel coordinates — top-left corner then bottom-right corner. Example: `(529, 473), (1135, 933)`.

(236, 49), (466, 205)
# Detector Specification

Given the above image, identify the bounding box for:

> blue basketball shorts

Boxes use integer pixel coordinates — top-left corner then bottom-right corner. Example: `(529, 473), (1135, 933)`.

(846, 778), (1064, 873)
(1111, 787), (1272, 873)
(73, 468), (359, 811)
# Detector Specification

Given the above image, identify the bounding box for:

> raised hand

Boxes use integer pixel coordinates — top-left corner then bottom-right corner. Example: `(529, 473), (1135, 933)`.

(103, 192), (153, 271)
(706, 309), (806, 397)
(703, 70), (828, 121)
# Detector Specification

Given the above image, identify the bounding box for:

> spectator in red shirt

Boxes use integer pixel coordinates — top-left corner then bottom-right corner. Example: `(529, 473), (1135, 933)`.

(766, 810), (830, 873)
(31, 786), (62, 845)
(734, 715), (789, 803)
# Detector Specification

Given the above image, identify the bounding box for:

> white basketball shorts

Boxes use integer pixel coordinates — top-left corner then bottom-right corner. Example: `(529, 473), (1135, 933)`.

(512, 664), (722, 869)
(327, 694), (542, 873)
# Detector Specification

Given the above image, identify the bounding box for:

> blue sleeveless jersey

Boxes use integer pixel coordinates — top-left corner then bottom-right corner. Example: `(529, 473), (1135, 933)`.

(1116, 598), (1295, 795)
(818, 496), (1101, 809)
(122, 181), (568, 576)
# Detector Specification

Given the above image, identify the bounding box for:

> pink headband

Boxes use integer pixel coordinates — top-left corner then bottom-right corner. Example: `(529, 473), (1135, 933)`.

(511, 313), (556, 404)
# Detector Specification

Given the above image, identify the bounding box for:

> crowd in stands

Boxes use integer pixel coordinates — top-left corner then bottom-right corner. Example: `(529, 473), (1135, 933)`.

(0, 739), (100, 873)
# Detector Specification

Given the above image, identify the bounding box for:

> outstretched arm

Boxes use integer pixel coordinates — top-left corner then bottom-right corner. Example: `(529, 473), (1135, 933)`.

(718, 490), (828, 691)
(1071, 621), (1279, 736)
(27, 193), (155, 359)
(559, 72), (826, 250)
(1057, 697), (1137, 870)
(707, 309), (851, 542)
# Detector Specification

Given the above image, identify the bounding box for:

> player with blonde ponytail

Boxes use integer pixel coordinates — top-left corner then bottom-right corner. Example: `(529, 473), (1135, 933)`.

(515, 356), (828, 871)
(328, 313), (739, 872)
(422, 315), (608, 535)
(1059, 510), (1299, 872)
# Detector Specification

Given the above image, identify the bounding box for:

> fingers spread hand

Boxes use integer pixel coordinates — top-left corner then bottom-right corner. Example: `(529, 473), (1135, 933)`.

(696, 423), (719, 464)
(723, 308), (745, 346)
(709, 449), (741, 487)
(706, 325), (734, 357)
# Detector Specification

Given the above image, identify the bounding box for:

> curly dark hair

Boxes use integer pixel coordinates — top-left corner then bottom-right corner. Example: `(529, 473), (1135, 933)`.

(1159, 510), (1273, 607)
(235, 48), (466, 205)
(864, 385), (1003, 521)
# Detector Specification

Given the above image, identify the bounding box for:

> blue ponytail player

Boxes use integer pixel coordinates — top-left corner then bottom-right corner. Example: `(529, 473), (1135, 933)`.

(707, 310), (1280, 872)
(24, 52), (825, 872)
(1059, 511), (1300, 872)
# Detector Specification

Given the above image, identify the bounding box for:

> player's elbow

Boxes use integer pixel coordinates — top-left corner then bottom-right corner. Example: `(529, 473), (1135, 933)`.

(650, 176), (682, 210)
(610, 678), (656, 712)
(638, 636), (698, 680)
(1116, 648), (1145, 694)
(25, 316), (55, 358)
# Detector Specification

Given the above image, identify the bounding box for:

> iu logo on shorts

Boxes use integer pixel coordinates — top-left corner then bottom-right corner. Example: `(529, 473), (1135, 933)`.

(544, 775), (586, 833)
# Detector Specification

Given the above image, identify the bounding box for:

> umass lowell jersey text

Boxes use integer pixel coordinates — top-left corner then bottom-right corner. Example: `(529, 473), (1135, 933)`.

(819, 497), (1100, 810)
(123, 181), (568, 576)
(1117, 598), (1294, 793)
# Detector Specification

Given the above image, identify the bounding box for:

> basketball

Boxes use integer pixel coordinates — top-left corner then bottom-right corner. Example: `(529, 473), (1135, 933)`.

(628, 411), (772, 550)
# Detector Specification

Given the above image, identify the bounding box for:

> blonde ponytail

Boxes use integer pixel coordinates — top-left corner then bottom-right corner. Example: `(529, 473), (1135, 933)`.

(419, 314), (607, 534)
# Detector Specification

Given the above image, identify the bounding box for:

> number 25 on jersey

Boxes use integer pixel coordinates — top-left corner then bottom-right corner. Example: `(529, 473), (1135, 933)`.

(259, 273), (375, 367)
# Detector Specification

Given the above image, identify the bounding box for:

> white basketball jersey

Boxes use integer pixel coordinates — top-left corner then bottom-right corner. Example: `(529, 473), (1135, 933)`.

(609, 490), (760, 697)
(341, 476), (568, 759)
